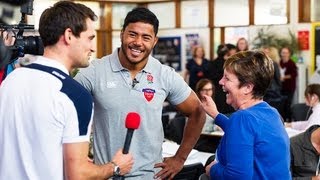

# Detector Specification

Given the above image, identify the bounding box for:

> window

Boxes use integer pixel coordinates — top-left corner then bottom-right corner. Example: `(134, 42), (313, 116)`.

(112, 3), (136, 30)
(225, 27), (249, 45)
(311, 0), (320, 21)
(30, 0), (58, 29)
(181, 0), (208, 28)
(213, 28), (221, 59)
(214, 0), (249, 27)
(148, 2), (175, 29)
(255, 0), (288, 25)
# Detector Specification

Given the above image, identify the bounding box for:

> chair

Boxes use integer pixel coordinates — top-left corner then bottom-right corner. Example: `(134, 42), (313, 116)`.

(204, 155), (216, 167)
(194, 155), (216, 180)
(165, 116), (186, 144)
(162, 114), (170, 137)
(198, 173), (210, 180)
(173, 163), (205, 180)
(290, 103), (311, 122)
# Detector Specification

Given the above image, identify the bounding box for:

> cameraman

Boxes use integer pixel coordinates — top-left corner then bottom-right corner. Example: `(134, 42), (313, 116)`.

(0, 30), (20, 84)
(1, 0), (44, 82)
(0, 1), (133, 179)
(0, 30), (15, 84)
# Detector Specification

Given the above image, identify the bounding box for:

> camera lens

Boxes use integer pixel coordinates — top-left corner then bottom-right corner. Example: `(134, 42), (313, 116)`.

(23, 36), (44, 55)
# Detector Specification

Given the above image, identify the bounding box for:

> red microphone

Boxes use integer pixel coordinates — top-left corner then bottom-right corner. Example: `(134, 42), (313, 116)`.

(123, 112), (141, 154)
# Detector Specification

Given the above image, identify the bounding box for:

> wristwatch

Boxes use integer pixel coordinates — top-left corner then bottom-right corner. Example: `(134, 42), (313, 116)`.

(110, 161), (121, 176)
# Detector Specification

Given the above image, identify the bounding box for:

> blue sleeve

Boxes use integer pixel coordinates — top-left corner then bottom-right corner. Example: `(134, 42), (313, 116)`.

(210, 112), (256, 179)
(215, 113), (230, 131)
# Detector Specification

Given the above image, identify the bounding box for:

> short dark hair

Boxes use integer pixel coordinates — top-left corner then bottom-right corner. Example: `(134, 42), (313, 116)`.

(217, 44), (228, 57)
(224, 51), (274, 99)
(39, 1), (97, 47)
(122, 7), (159, 36)
(280, 46), (292, 55)
(305, 84), (320, 99)
(226, 43), (236, 50)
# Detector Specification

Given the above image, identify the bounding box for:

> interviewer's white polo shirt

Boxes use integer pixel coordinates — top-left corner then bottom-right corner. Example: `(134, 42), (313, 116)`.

(0, 57), (93, 180)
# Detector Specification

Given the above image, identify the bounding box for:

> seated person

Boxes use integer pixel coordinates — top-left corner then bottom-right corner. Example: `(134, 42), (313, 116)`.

(201, 51), (290, 179)
(290, 125), (320, 179)
(195, 78), (216, 132)
(286, 84), (320, 132)
(194, 79), (223, 153)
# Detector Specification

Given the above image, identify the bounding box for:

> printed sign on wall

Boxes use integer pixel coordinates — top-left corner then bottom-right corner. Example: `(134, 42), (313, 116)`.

(153, 36), (182, 71)
(298, 30), (309, 51)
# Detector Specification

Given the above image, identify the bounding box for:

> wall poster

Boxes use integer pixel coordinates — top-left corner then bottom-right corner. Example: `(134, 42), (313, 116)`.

(185, 33), (200, 61)
(152, 36), (182, 71)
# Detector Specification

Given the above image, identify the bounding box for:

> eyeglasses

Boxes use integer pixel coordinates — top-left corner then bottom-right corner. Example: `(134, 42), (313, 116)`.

(200, 88), (213, 92)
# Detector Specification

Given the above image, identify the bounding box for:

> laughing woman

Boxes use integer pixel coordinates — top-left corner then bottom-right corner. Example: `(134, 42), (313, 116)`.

(201, 51), (291, 179)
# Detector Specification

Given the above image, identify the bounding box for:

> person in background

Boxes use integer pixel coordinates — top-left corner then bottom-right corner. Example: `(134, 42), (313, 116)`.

(195, 78), (215, 133)
(194, 78), (222, 153)
(225, 43), (237, 57)
(285, 84), (320, 132)
(184, 46), (209, 90)
(290, 125), (320, 179)
(236, 37), (249, 52)
(280, 47), (298, 122)
(261, 46), (283, 116)
(74, 7), (206, 179)
(0, 1), (133, 179)
(207, 44), (235, 116)
(268, 46), (281, 65)
(201, 51), (291, 179)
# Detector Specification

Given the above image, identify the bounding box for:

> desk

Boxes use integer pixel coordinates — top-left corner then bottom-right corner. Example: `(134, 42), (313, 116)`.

(193, 131), (224, 153)
(201, 131), (224, 137)
(162, 141), (214, 166)
(285, 127), (302, 138)
(203, 128), (301, 138)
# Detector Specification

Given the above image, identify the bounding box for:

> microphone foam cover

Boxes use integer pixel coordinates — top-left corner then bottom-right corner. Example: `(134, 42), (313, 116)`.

(125, 112), (141, 129)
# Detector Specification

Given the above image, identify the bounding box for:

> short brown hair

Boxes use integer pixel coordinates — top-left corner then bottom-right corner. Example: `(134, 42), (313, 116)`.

(305, 84), (320, 99)
(39, 1), (97, 47)
(193, 47), (205, 58)
(224, 51), (274, 99)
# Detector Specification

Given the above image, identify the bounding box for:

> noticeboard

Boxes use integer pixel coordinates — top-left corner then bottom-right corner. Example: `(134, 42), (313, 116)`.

(152, 36), (182, 72)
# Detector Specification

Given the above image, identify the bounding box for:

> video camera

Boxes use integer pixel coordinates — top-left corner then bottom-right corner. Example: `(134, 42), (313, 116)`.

(0, 0), (43, 68)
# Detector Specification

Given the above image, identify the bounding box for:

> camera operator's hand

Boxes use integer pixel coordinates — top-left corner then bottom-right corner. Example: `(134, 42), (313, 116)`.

(1, 30), (16, 46)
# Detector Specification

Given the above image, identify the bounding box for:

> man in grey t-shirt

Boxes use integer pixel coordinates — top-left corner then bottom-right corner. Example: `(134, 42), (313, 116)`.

(75, 7), (206, 179)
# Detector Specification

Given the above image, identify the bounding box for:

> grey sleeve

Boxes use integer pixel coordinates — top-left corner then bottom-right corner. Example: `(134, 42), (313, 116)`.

(166, 67), (192, 105)
(74, 63), (96, 94)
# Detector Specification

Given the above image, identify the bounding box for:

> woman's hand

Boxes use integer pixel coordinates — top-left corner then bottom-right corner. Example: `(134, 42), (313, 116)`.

(201, 95), (219, 119)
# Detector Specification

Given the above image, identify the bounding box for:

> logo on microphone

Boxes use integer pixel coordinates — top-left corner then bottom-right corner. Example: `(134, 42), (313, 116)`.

(142, 88), (155, 102)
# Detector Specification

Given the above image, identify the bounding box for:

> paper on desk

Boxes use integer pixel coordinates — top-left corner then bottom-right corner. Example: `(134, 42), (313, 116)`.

(162, 141), (198, 158)
(285, 127), (302, 138)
